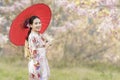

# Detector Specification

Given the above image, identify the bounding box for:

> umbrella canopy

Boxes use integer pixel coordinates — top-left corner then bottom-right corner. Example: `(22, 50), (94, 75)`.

(9, 3), (52, 46)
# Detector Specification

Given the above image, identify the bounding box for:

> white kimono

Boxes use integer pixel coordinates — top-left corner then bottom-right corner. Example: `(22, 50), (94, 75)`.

(28, 31), (50, 80)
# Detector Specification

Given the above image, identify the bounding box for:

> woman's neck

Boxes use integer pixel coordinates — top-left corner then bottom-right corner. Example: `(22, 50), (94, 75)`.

(31, 30), (39, 34)
(31, 30), (42, 36)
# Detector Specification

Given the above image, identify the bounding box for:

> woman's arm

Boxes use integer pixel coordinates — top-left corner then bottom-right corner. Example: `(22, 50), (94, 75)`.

(29, 36), (38, 58)
(41, 34), (52, 49)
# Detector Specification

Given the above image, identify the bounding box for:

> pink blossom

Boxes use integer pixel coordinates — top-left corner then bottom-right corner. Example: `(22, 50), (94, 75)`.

(105, 0), (117, 6)
(0, 33), (8, 47)
(55, 0), (68, 7)
(0, 17), (7, 26)
(65, 2), (76, 10)
(20, 0), (30, 5)
(10, 6), (15, 12)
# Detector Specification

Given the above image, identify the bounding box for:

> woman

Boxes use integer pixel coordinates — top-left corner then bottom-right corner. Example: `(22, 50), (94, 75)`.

(25, 16), (50, 80)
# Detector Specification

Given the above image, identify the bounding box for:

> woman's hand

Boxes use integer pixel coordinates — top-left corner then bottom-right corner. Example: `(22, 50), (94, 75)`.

(45, 41), (52, 49)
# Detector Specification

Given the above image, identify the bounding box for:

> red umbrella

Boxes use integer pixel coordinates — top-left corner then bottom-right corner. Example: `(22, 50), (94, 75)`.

(9, 3), (52, 46)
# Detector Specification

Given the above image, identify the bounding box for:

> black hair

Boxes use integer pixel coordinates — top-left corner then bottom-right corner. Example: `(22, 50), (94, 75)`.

(25, 16), (39, 41)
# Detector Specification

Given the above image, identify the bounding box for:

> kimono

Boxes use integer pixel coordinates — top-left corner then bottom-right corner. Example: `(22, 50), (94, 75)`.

(28, 31), (50, 80)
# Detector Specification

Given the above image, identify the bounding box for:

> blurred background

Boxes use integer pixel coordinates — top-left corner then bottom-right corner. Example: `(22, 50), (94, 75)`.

(0, 0), (120, 80)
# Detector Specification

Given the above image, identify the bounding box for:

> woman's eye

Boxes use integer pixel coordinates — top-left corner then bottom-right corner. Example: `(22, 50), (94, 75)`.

(34, 22), (40, 25)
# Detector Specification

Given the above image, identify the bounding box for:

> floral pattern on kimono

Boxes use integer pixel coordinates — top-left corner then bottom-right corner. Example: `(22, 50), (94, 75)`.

(28, 31), (50, 80)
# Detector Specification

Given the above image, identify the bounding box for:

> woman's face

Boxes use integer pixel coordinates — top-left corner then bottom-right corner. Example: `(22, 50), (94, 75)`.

(31, 18), (41, 32)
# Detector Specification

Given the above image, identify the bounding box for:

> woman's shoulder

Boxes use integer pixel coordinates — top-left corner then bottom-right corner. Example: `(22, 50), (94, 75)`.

(29, 32), (37, 40)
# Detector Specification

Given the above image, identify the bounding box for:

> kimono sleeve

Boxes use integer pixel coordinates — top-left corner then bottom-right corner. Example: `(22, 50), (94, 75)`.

(28, 36), (38, 56)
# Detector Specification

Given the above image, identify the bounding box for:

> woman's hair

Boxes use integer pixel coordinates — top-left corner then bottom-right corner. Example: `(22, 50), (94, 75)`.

(24, 16), (39, 41)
